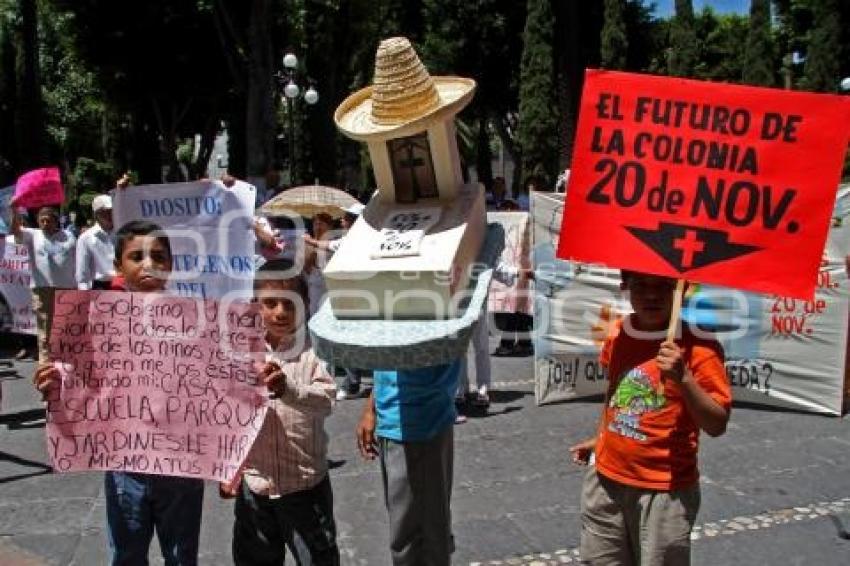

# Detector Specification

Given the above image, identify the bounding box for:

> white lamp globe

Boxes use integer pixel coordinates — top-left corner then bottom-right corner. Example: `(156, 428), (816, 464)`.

(840, 77), (850, 92)
(283, 53), (297, 69)
(284, 80), (300, 99)
(304, 86), (319, 105)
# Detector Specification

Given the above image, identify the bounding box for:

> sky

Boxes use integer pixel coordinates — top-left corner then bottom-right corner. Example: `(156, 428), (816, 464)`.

(646, 0), (750, 17)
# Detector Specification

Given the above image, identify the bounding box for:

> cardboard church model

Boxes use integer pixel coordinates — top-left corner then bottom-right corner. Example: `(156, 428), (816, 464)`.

(309, 37), (503, 369)
(323, 36), (486, 319)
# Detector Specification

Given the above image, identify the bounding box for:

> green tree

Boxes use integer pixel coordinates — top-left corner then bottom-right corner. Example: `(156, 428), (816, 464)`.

(742, 0), (774, 86)
(803, 0), (842, 91)
(14, 0), (46, 169)
(774, 0), (813, 89)
(553, 1), (603, 169)
(692, 9), (748, 82)
(0, 1), (20, 182)
(668, 0), (698, 76)
(551, 1), (659, 170)
(601, 0), (628, 70)
(421, 0), (525, 189)
(623, 0), (663, 72)
(212, 0), (278, 181)
(38, 3), (106, 174)
(51, 1), (234, 182)
(517, 0), (558, 187)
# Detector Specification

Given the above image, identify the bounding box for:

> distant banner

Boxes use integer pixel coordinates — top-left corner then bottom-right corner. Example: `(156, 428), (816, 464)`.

(45, 291), (268, 482)
(0, 185), (14, 233)
(0, 236), (36, 335)
(113, 180), (257, 299)
(487, 212), (532, 314)
(533, 189), (850, 416)
(558, 70), (850, 299)
(14, 167), (64, 209)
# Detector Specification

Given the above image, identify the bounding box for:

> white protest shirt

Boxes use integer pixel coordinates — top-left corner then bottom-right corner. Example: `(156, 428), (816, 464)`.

(75, 223), (116, 289)
(20, 226), (77, 289)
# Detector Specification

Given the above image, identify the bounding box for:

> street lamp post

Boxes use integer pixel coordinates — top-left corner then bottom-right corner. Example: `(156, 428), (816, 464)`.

(277, 51), (319, 186)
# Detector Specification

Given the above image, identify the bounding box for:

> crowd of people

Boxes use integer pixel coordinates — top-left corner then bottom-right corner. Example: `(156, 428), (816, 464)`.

(2, 172), (730, 566)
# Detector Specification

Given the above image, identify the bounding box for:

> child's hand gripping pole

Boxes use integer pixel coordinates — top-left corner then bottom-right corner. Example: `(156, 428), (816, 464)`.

(659, 279), (686, 396)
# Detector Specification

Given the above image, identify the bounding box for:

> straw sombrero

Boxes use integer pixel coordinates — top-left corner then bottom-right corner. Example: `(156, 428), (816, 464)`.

(334, 37), (476, 142)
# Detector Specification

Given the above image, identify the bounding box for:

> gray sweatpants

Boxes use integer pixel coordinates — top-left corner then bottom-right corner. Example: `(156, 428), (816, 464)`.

(459, 315), (492, 395)
(378, 426), (454, 566)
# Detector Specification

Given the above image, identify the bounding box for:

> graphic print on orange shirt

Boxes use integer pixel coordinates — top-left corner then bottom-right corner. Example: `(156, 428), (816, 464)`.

(606, 363), (666, 442)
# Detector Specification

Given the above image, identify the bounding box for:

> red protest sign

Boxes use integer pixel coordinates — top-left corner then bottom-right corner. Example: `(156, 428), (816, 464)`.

(14, 167), (64, 208)
(557, 70), (850, 299)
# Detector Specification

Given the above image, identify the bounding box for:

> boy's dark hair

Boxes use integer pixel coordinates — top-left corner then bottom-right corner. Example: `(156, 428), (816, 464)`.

(620, 269), (679, 289)
(115, 220), (172, 260)
(255, 258), (308, 299)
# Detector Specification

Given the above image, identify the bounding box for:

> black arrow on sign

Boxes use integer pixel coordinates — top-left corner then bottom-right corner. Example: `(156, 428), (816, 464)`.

(625, 223), (761, 273)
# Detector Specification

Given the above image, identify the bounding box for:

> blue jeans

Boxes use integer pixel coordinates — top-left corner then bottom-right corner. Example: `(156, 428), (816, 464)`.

(232, 475), (339, 565)
(104, 471), (204, 566)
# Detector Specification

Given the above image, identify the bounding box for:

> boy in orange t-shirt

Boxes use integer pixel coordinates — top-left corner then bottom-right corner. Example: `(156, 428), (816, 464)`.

(571, 271), (731, 566)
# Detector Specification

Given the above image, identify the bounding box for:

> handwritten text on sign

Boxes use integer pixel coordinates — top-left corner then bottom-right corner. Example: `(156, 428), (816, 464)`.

(487, 212), (532, 314)
(112, 180), (256, 300)
(558, 70), (850, 299)
(0, 237), (36, 334)
(46, 291), (268, 482)
(371, 207), (441, 258)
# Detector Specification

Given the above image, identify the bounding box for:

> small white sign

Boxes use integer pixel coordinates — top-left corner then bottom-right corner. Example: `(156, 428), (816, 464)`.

(371, 207), (442, 258)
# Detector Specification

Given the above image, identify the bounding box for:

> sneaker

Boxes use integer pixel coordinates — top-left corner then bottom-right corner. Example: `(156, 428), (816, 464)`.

(493, 344), (514, 357)
(454, 414), (467, 425)
(336, 384), (361, 400)
(513, 342), (534, 357)
(472, 386), (490, 408)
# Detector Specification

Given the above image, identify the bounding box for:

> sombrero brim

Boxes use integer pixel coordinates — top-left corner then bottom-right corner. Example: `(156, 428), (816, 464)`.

(334, 77), (476, 142)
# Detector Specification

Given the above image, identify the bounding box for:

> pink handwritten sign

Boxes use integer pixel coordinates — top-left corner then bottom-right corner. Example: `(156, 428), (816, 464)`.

(14, 167), (65, 208)
(45, 291), (268, 482)
(487, 212), (533, 314)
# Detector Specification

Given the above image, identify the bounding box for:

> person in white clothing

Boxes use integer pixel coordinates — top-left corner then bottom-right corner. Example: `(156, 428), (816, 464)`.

(457, 263), (534, 413)
(76, 194), (116, 290)
(12, 206), (76, 363)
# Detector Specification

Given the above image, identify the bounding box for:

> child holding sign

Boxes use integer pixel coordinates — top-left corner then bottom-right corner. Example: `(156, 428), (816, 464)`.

(570, 271), (731, 566)
(34, 220), (206, 565)
(231, 258), (340, 565)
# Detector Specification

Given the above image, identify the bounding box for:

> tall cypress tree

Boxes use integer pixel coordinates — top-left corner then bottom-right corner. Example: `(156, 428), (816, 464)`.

(742, 0), (774, 86)
(668, 0), (697, 77)
(0, 10), (19, 181)
(804, 0), (842, 92)
(15, 0), (46, 169)
(517, 0), (558, 188)
(600, 0), (628, 70)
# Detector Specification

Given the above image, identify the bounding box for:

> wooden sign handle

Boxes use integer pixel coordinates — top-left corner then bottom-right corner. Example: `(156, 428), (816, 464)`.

(666, 279), (685, 342)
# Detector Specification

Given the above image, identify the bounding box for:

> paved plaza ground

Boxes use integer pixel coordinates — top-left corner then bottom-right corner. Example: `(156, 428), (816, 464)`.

(1, 342), (849, 565)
